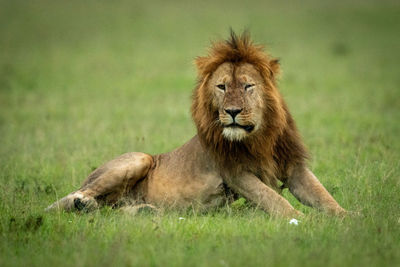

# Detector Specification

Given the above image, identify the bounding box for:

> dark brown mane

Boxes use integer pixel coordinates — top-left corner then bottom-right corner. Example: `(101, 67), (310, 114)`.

(195, 30), (280, 83)
(191, 31), (308, 185)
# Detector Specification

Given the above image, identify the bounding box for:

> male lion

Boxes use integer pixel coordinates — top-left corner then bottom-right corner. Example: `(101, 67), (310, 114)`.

(46, 32), (346, 217)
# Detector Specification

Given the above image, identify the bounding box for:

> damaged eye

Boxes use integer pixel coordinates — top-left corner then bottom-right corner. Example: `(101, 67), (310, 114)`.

(244, 84), (255, 90)
(216, 84), (226, 91)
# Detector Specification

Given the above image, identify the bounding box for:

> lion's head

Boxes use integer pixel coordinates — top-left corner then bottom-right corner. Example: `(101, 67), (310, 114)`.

(191, 31), (307, 175)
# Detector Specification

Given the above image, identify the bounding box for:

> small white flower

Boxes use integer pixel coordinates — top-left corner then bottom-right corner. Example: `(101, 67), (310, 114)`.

(178, 217), (185, 220)
(289, 218), (299, 225)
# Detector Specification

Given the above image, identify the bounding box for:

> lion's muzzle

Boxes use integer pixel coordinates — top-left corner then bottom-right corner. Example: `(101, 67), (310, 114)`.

(225, 123), (255, 133)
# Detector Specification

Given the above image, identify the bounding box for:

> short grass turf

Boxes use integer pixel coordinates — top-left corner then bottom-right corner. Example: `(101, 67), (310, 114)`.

(0, 0), (399, 266)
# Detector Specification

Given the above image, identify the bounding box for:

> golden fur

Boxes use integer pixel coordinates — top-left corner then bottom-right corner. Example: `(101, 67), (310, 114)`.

(46, 31), (346, 217)
(192, 31), (307, 186)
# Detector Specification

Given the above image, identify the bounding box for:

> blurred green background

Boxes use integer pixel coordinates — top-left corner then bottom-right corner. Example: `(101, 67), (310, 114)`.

(0, 0), (399, 266)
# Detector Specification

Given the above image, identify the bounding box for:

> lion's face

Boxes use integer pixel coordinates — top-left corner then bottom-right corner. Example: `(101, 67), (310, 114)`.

(208, 62), (265, 141)
(192, 32), (286, 148)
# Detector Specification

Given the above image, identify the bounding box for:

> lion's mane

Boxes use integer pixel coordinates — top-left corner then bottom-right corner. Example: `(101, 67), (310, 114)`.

(191, 31), (308, 185)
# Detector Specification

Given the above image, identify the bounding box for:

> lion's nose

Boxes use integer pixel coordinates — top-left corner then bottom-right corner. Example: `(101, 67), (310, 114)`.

(224, 108), (243, 119)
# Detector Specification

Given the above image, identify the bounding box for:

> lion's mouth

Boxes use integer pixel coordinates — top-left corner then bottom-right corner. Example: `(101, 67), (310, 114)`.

(224, 123), (255, 133)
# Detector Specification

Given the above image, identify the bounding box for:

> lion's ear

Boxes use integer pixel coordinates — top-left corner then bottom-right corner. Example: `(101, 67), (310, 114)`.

(195, 56), (210, 77)
(269, 58), (281, 77)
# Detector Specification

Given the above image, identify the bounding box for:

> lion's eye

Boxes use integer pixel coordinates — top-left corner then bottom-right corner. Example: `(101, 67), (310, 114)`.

(216, 84), (226, 91)
(244, 84), (255, 90)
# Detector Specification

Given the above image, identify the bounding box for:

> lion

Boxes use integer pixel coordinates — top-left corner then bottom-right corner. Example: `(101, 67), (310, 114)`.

(46, 31), (346, 217)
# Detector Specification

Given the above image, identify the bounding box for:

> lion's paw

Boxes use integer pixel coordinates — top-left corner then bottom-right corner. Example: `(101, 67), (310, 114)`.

(72, 193), (98, 212)
(45, 191), (98, 212)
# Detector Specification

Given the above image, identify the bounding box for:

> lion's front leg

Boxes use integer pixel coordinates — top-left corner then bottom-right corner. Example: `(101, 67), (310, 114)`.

(224, 173), (303, 218)
(286, 165), (346, 215)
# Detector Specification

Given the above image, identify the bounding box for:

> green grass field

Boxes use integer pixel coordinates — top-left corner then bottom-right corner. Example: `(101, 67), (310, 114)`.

(1, 0), (399, 266)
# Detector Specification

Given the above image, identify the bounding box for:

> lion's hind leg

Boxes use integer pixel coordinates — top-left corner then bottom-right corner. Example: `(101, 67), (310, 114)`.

(46, 152), (153, 212)
(120, 204), (160, 216)
(45, 191), (98, 212)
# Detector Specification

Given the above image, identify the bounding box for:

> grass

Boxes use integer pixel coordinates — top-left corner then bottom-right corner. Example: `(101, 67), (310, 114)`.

(0, 0), (399, 266)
